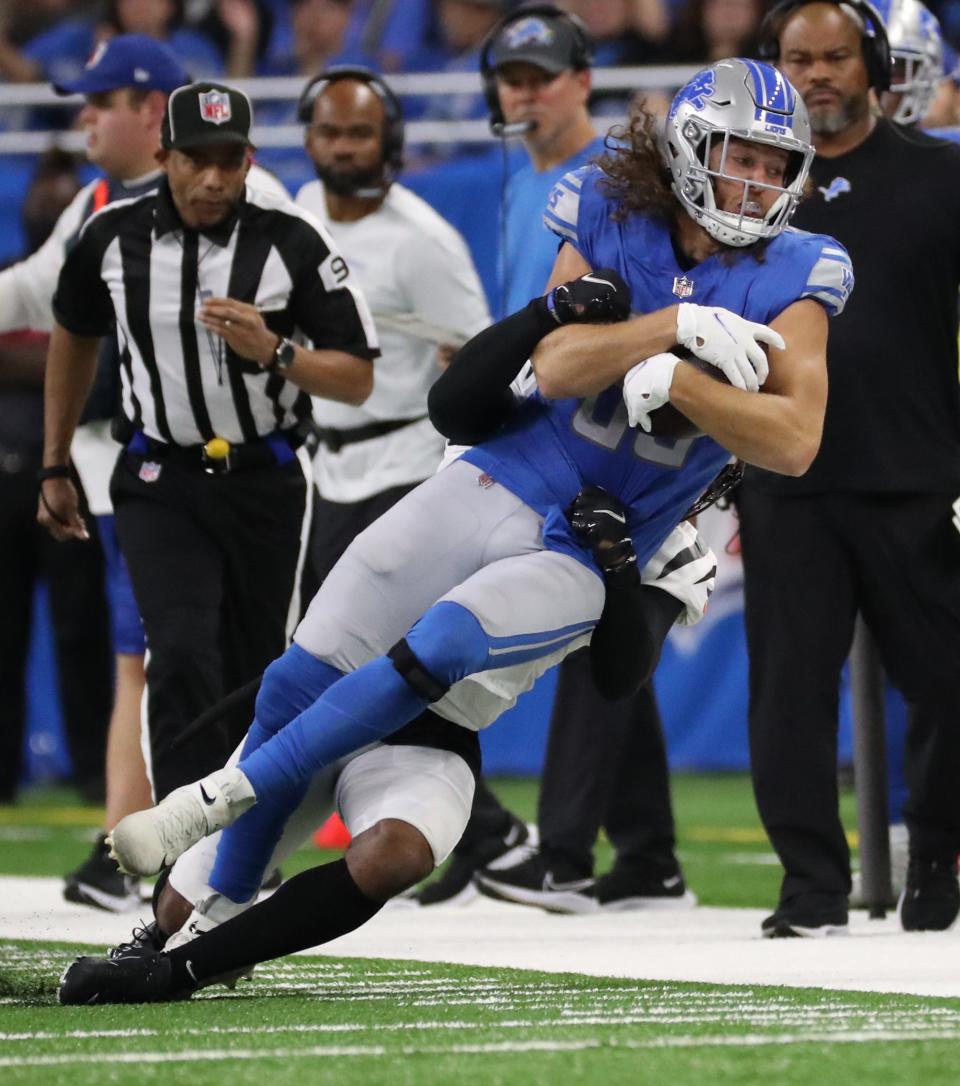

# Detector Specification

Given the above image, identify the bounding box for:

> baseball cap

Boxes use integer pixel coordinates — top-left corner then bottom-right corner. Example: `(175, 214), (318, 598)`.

(161, 82), (255, 151)
(486, 12), (590, 74)
(54, 34), (188, 96)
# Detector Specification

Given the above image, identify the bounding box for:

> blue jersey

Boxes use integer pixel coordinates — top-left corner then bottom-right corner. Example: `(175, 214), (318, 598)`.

(465, 164), (853, 568)
(499, 137), (606, 317)
(926, 126), (960, 144)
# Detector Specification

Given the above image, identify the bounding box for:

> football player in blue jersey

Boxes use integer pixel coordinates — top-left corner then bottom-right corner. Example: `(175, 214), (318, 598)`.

(59, 57), (853, 1002)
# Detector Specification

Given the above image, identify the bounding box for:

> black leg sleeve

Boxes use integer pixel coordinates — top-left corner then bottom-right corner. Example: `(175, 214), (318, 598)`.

(165, 859), (382, 988)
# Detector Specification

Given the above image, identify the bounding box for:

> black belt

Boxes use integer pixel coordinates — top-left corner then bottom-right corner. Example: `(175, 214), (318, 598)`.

(126, 430), (300, 475)
(312, 415), (426, 454)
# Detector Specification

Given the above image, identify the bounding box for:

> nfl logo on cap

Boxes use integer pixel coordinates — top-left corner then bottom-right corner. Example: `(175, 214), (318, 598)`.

(199, 89), (232, 125)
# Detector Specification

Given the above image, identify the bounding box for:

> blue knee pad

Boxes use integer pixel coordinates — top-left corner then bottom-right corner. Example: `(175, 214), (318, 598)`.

(403, 601), (490, 689)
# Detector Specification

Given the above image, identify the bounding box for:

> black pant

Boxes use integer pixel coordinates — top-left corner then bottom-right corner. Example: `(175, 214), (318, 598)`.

(303, 481), (421, 601)
(0, 462), (111, 799)
(537, 649), (679, 879)
(457, 653), (680, 878)
(738, 483), (960, 914)
(111, 451), (307, 800)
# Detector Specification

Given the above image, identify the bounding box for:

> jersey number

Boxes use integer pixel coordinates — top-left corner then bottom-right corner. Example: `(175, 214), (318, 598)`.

(572, 396), (695, 469)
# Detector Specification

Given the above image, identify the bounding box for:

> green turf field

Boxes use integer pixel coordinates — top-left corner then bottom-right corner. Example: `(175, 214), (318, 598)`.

(3, 945), (960, 1084)
(4, 774), (958, 1085)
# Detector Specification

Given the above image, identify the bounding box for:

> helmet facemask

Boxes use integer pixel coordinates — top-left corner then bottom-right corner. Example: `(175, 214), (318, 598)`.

(663, 59), (814, 249)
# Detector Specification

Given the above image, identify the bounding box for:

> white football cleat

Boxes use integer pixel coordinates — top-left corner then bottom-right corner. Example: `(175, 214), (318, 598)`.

(107, 768), (256, 876)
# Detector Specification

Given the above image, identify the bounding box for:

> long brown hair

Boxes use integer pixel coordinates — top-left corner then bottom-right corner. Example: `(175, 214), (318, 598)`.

(595, 104), (676, 223)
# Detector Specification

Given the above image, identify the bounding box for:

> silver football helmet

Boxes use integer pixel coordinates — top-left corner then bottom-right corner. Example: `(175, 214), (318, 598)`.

(874, 0), (944, 125)
(662, 58), (814, 248)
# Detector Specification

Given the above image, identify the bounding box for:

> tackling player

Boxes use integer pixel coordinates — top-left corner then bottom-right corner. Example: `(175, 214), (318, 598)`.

(59, 57), (853, 1002)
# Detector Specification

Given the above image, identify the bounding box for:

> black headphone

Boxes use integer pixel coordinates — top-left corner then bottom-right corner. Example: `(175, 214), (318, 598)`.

(479, 4), (593, 133)
(296, 65), (405, 174)
(757, 0), (891, 92)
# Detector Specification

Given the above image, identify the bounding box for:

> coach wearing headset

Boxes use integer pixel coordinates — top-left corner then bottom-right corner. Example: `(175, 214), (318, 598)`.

(738, 0), (960, 936)
(294, 67), (490, 591)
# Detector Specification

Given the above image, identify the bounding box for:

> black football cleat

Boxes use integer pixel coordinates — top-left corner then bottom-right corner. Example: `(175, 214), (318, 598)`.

(108, 919), (167, 960)
(58, 952), (194, 1005)
(899, 858), (960, 931)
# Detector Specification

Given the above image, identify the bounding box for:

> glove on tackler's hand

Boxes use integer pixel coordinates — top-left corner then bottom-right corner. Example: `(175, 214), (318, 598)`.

(566, 485), (637, 575)
(546, 268), (631, 325)
(675, 302), (783, 392)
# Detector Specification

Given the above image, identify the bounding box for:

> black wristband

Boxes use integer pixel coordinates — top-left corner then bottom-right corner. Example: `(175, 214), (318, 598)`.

(37, 465), (71, 484)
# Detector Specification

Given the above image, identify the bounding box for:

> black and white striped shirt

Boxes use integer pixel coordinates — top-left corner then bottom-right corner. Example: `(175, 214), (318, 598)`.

(53, 178), (379, 447)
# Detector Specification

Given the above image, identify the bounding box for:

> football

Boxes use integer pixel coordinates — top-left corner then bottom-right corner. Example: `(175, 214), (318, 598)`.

(644, 350), (732, 439)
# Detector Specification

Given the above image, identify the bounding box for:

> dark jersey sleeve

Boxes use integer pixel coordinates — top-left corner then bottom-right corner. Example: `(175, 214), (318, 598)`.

(428, 295), (557, 445)
(284, 220), (379, 360)
(51, 219), (115, 337)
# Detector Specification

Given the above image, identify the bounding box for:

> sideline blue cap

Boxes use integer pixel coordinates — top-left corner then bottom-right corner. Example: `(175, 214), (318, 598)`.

(54, 34), (189, 96)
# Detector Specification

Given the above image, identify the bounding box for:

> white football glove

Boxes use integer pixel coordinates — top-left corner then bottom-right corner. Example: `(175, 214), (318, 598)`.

(622, 352), (682, 432)
(676, 302), (784, 392)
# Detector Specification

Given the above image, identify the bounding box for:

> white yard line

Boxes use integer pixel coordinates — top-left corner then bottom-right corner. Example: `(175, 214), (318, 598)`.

(3, 876), (960, 998)
(4, 1030), (960, 1068)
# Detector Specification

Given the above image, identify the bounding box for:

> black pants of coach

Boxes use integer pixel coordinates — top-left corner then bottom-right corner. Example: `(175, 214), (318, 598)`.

(738, 483), (960, 918)
(111, 450), (307, 801)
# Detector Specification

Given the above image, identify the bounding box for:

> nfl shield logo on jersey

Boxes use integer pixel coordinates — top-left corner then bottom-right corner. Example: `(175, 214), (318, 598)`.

(672, 275), (695, 299)
(199, 89), (232, 125)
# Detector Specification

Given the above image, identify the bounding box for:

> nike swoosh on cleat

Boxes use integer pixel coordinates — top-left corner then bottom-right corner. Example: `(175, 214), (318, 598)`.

(199, 784), (216, 806)
(662, 875), (682, 889)
(543, 873), (594, 893)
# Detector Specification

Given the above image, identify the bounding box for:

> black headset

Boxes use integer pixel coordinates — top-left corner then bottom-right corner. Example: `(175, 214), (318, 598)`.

(296, 65), (405, 174)
(479, 4), (593, 132)
(758, 0), (891, 92)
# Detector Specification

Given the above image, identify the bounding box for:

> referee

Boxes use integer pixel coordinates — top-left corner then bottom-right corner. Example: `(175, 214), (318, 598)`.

(38, 81), (378, 801)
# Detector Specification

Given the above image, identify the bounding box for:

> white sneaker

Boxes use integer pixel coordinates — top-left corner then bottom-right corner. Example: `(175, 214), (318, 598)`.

(107, 768), (256, 876)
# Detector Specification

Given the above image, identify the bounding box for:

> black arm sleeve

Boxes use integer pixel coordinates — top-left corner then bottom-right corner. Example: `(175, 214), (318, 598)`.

(590, 573), (684, 701)
(427, 295), (556, 445)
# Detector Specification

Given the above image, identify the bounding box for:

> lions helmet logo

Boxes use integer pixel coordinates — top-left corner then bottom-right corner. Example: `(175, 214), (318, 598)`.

(504, 17), (555, 49)
(669, 69), (717, 119)
(199, 89), (232, 125)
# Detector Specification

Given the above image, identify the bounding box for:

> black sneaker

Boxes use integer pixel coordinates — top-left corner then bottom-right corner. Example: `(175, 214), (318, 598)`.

(109, 919), (166, 961)
(58, 952), (193, 1005)
(899, 858), (960, 931)
(589, 868), (698, 911)
(412, 815), (535, 906)
(63, 833), (141, 913)
(761, 905), (848, 938)
(476, 850), (596, 914)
